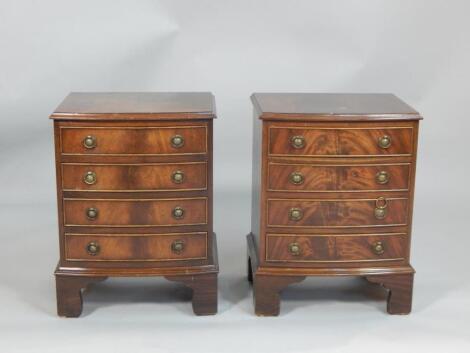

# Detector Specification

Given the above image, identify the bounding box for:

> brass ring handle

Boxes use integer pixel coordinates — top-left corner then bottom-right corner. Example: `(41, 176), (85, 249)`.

(289, 208), (303, 221)
(171, 240), (185, 254)
(375, 197), (388, 208)
(375, 171), (390, 184)
(86, 242), (100, 256)
(288, 242), (301, 256)
(374, 197), (388, 219)
(289, 172), (304, 185)
(170, 135), (185, 148)
(83, 135), (97, 149)
(86, 207), (98, 220)
(290, 135), (306, 149)
(171, 170), (185, 184)
(378, 135), (392, 149)
(83, 171), (97, 185)
(172, 206), (185, 219)
(371, 241), (385, 255)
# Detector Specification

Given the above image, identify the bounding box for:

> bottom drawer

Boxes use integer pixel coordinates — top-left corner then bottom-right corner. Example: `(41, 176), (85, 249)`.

(266, 233), (407, 263)
(65, 232), (207, 262)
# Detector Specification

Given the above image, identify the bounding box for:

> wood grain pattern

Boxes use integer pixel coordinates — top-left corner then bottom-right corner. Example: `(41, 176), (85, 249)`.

(267, 198), (408, 227)
(252, 93), (420, 119)
(56, 275), (107, 317)
(65, 232), (207, 261)
(266, 234), (406, 262)
(253, 274), (306, 316)
(249, 93), (420, 315)
(268, 163), (409, 192)
(269, 126), (413, 156)
(51, 92), (216, 118)
(62, 162), (207, 191)
(52, 92), (218, 316)
(366, 273), (414, 314)
(63, 198), (207, 227)
(61, 126), (207, 155)
(165, 273), (217, 315)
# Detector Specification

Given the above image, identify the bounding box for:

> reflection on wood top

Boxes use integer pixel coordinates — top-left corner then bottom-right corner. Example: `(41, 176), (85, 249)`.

(51, 92), (216, 120)
(251, 93), (421, 121)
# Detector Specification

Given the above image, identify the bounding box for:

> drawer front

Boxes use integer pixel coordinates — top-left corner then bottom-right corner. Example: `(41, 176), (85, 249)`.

(268, 163), (410, 192)
(64, 198), (207, 227)
(65, 232), (207, 261)
(266, 234), (406, 262)
(61, 126), (207, 155)
(269, 127), (413, 156)
(62, 162), (207, 191)
(267, 198), (408, 228)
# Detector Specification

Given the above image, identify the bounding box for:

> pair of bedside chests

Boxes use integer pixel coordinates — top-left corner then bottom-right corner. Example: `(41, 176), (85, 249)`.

(51, 92), (421, 317)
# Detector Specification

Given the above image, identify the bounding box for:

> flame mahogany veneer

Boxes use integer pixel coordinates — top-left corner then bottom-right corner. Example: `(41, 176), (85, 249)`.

(51, 92), (218, 317)
(248, 93), (421, 316)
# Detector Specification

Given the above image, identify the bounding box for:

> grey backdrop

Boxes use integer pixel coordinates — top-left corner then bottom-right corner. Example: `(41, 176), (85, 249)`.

(1, 1), (469, 352)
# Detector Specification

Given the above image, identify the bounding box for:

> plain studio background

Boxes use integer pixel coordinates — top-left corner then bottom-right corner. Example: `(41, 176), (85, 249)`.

(0, 0), (469, 352)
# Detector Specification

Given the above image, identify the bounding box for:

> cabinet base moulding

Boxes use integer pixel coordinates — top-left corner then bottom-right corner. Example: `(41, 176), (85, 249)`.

(247, 232), (414, 316)
(55, 234), (219, 317)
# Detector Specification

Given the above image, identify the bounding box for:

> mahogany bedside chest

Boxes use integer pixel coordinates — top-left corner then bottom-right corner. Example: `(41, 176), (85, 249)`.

(247, 93), (421, 316)
(51, 92), (218, 316)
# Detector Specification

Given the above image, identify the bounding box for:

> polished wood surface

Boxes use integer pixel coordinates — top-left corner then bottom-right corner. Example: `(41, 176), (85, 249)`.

(252, 93), (421, 119)
(64, 198), (207, 227)
(269, 125), (413, 156)
(249, 93), (420, 315)
(165, 273), (218, 315)
(51, 92), (216, 118)
(52, 92), (218, 316)
(61, 125), (207, 155)
(65, 232), (207, 261)
(61, 163), (207, 191)
(268, 163), (410, 192)
(366, 273), (414, 314)
(56, 275), (107, 317)
(254, 274), (306, 316)
(267, 198), (408, 227)
(248, 232), (414, 316)
(266, 234), (406, 262)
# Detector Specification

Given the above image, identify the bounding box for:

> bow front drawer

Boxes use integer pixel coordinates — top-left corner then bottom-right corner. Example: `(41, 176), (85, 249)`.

(61, 162), (207, 192)
(266, 233), (407, 263)
(267, 197), (408, 228)
(64, 198), (207, 227)
(269, 126), (413, 156)
(268, 163), (410, 192)
(61, 126), (207, 155)
(65, 232), (208, 261)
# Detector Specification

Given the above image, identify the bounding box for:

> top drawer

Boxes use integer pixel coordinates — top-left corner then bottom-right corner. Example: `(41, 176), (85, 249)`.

(60, 126), (207, 155)
(269, 126), (413, 157)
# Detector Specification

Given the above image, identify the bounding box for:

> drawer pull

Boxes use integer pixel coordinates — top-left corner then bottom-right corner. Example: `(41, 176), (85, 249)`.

(378, 135), (392, 149)
(83, 135), (97, 149)
(86, 207), (98, 220)
(289, 208), (303, 221)
(170, 135), (185, 148)
(375, 171), (390, 184)
(371, 241), (385, 255)
(171, 240), (185, 254)
(83, 171), (97, 185)
(172, 206), (185, 219)
(288, 242), (301, 256)
(86, 242), (100, 256)
(374, 197), (388, 219)
(171, 170), (185, 184)
(290, 135), (305, 149)
(289, 172), (304, 185)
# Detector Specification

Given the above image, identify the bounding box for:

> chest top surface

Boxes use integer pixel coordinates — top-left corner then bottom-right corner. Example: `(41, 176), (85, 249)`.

(251, 93), (421, 121)
(50, 92), (216, 120)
